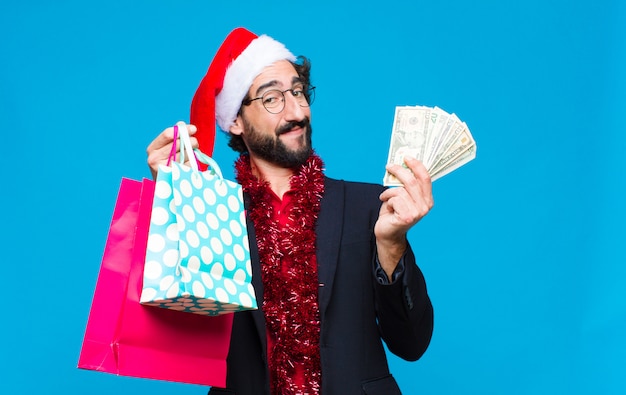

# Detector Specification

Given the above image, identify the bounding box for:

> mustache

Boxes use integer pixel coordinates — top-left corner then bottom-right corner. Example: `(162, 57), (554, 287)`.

(276, 118), (310, 136)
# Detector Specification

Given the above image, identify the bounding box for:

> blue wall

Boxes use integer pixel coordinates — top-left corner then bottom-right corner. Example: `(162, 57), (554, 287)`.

(1, 1), (624, 394)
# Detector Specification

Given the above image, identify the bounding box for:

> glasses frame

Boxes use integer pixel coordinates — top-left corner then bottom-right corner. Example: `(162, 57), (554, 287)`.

(242, 85), (316, 114)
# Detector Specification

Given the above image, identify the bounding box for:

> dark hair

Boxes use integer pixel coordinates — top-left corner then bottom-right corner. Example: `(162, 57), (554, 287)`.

(227, 56), (312, 153)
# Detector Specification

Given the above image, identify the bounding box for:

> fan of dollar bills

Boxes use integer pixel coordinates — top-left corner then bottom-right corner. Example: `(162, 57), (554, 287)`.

(383, 105), (477, 185)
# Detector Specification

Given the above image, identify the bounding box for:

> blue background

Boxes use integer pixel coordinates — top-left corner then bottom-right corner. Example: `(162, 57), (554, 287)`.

(1, 1), (624, 394)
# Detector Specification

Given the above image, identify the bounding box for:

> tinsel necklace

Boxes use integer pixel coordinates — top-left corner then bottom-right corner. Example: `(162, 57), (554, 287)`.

(235, 153), (325, 395)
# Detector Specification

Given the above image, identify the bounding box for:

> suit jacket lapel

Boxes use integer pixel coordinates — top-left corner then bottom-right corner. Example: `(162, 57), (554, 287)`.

(316, 178), (344, 319)
(243, 195), (268, 355)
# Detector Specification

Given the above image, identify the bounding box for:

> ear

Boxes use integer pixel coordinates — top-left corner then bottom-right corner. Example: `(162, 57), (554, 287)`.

(229, 114), (244, 136)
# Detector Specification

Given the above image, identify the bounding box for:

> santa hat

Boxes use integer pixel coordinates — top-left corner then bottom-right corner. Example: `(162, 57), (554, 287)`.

(190, 27), (296, 156)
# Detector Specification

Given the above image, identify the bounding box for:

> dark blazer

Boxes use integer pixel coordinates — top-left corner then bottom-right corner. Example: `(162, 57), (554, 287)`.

(209, 177), (434, 395)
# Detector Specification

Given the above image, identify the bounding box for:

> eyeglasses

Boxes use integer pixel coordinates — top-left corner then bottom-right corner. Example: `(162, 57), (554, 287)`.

(242, 85), (316, 114)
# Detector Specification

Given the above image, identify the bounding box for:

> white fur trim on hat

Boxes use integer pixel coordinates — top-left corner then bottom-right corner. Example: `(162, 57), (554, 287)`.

(215, 35), (296, 132)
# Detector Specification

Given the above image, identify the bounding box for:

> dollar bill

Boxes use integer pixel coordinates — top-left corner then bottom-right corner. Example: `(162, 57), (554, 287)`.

(384, 105), (476, 185)
(383, 106), (431, 186)
(430, 127), (475, 179)
(431, 144), (476, 181)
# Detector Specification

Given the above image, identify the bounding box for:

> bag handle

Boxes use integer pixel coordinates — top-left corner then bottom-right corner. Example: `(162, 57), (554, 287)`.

(166, 125), (179, 167)
(175, 121), (224, 180)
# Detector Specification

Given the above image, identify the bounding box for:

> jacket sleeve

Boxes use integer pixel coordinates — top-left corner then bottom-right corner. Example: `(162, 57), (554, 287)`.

(372, 244), (434, 361)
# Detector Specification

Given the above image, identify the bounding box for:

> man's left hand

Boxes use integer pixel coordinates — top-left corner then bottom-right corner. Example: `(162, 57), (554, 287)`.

(375, 157), (434, 277)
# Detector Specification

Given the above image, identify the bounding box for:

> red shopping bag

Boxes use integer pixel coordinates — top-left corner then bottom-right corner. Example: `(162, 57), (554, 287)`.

(78, 177), (233, 386)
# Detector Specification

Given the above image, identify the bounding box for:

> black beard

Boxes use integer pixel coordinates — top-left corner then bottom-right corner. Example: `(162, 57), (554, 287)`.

(242, 117), (313, 168)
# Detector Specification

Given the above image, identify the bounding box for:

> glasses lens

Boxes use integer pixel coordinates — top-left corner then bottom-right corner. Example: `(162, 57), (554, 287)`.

(305, 87), (315, 106)
(262, 90), (284, 113)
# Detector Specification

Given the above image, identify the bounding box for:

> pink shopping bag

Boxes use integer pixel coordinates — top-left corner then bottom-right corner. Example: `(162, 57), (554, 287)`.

(78, 177), (233, 386)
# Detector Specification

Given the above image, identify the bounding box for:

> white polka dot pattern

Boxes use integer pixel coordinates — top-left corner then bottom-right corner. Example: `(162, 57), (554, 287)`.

(140, 162), (257, 316)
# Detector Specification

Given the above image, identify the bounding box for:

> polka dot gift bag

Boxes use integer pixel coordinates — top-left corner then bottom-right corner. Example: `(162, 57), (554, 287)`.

(141, 122), (257, 315)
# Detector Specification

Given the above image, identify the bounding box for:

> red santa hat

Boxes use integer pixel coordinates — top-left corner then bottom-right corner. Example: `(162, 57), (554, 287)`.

(190, 27), (296, 156)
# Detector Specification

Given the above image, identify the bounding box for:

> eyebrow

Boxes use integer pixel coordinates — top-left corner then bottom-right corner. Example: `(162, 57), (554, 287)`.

(253, 76), (304, 97)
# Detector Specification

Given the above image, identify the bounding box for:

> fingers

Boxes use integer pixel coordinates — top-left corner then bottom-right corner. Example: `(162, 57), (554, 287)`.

(393, 157), (430, 186)
(381, 188), (416, 226)
(383, 157), (432, 199)
(379, 157), (434, 226)
(382, 186), (431, 226)
(147, 123), (198, 153)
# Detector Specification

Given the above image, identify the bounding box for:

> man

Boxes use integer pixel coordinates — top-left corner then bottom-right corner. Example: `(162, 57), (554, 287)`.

(146, 27), (434, 395)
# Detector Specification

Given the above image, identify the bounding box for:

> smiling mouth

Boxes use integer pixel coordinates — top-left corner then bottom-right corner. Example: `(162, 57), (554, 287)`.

(279, 126), (304, 136)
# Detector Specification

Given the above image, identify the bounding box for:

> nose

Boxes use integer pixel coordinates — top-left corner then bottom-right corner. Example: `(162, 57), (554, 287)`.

(282, 91), (307, 120)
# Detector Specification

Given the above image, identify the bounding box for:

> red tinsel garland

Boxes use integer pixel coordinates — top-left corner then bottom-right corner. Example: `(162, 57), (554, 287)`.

(235, 153), (325, 395)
